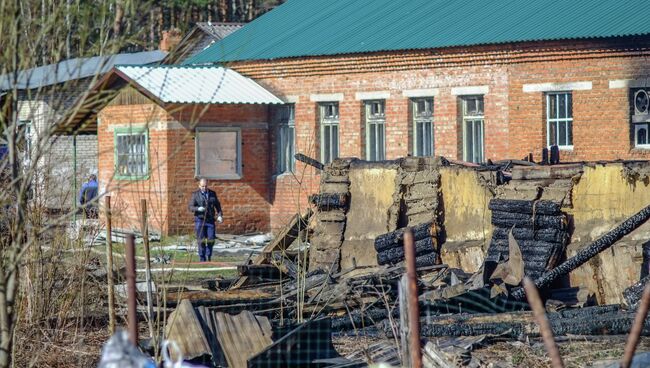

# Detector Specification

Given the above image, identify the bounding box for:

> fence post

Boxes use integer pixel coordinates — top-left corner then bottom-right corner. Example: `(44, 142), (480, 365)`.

(105, 196), (116, 334)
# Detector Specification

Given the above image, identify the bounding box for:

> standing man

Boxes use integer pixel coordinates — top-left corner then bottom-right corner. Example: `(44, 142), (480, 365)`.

(78, 174), (98, 219)
(188, 178), (223, 262)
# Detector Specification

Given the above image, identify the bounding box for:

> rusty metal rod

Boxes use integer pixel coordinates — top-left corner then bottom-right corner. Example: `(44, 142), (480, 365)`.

(621, 284), (650, 368)
(513, 204), (650, 300)
(404, 228), (422, 368)
(523, 277), (564, 368)
(125, 233), (138, 345)
(105, 196), (116, 334)
(140, 199), (155, 339)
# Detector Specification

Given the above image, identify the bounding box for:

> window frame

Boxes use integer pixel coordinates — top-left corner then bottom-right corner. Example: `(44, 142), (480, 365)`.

(319, 102), (340, 164)
(113, 126), (150, 180)
(631, 88), (650, 149)
(365, 100), (386, 161)
(194, 126), (242, 180)
(461, 95), (484, 164)
(546, 92), (574, 150)
(276, 104), (296, 174)
(411, 97), (434, 157)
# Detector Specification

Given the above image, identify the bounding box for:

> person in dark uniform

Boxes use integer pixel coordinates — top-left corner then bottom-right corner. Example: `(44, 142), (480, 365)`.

(188, 178), (223, 262)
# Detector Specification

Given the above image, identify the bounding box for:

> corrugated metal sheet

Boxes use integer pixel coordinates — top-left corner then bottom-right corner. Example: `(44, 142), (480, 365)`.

(0, 50), (166, 90)
(116, 65), (284, 104)
(185, 0), (650, 64)
(196, 22), (244, 40)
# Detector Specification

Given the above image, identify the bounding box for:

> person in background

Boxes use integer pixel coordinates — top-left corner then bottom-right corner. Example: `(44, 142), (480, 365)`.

(188, 178), (223, 262)
(78, 174), (98, 218)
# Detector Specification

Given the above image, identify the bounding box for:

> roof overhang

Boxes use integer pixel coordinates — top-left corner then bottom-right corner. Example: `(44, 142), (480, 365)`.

(56, 65), (284, 135)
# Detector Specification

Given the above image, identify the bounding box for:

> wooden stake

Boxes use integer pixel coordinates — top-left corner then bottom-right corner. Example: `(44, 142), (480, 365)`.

(125, 233), (138, 345)
(141, 199), (155, 340)
(523, 277), (564, 368)
(403, 228), (422, 368)
(105, 196), (115, 334)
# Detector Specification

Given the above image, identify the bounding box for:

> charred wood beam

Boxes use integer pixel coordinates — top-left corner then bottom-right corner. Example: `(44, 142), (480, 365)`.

(624, 275), (650, 309)
(491, 227), (568, 243)
(330, 308), (391, 331)
(415, 252), (439, 268)
(489, 199), (561, 215)
(294, 153), (324, 171)
(512, 204), (650, 300)
(489, 239), (563, 255)
(374, 222), (434, 252)
(377, 237), (436, 265)
(308, 193), (349, 210)
(491, 211), (567, 230)
(237, 264), (282, 279)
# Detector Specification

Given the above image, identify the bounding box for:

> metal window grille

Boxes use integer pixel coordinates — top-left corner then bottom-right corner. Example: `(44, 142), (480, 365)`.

(277, 105), (296, 173)
(116, 132), (148, 177)
(365, 100), (385, 161)
(320, 102), (339, 164)
(546, 92), (573, 148)
(412, 98), (434, 156)
(462, 96), (484, 163)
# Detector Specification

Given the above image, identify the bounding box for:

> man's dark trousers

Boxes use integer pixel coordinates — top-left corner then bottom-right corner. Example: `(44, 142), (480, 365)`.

(195, 219), (215, 262)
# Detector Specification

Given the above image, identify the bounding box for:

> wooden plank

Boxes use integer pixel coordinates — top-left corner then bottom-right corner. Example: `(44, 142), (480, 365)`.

(213, 311), (273, 368)
(164, 299), (211, 361)
(232, 210), (311, 289)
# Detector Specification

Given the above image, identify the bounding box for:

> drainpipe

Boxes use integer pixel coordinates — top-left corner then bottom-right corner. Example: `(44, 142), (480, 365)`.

(73, 134), (77, 221)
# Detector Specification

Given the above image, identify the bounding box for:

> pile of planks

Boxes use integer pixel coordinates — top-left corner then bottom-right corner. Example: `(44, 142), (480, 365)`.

(374, 222), (439, 267)
(487, 199), (569, 279)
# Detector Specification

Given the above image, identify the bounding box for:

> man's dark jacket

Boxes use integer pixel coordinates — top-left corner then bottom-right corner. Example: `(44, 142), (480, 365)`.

(188, 189), (222, 223)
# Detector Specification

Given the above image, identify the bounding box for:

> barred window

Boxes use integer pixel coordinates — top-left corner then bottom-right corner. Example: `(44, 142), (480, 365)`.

(114, 128), (148, 179)
(412, 98), (434, 156)
(320, 102), (339, 164)
(365, 100), (385, 161)
(546, 92), (573, 148)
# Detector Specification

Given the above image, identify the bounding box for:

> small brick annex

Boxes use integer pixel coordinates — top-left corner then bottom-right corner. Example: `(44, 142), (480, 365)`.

(98, 36), (650, 235)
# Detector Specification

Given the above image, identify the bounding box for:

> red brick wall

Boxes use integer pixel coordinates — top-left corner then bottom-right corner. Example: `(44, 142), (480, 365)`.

(225, 37), (650, 229)
(98, 103), (271, 235)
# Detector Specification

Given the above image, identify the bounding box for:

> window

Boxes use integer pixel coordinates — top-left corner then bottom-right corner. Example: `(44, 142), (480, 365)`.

(365, 100), (385, 161)
(461, 96), (484, 163)
(632, 88), (650, 148)
(546, 92), (573, 148)
(319, 102), (339, 164)
(195, 127), (242, 180)
(114, 127), (148, 179)
(412, 98), (434, 156)
(275, 105), (295, 173)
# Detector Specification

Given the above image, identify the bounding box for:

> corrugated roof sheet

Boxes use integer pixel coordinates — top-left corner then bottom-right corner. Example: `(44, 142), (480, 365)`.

(0, 50), (166, 90)
(186, 0), (650, 64)
(116, 65), (283, 104)
(196, 22), (244, 40)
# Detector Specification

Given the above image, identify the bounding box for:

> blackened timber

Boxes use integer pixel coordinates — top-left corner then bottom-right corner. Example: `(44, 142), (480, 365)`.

(489, 199), (561, 215)
(624, 275), (650, 308)
(415, 252), (439, 268)
(308, 193), (348, 210)
(294, 153), (324, 171)
(491, 211), (567, 230)
(489, 239), (563, 256)
(374, 222), (434, 252)
(377, 237), (436, 265)
(492, 227), (568, 243)
(512, 203), (650, 300)
(237, 264), (281, 279)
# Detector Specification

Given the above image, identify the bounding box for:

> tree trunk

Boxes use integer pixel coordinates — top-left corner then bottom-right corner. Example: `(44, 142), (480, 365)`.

(113, 0), (124, 39)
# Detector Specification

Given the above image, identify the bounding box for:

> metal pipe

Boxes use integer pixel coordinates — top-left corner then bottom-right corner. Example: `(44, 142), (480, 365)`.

(125, 233), (138, 345)
(523, 277), (564, 368)
(105, 196), (116, 334)
(72, 134), (77, 221)
(621, 284), (650, 368)
(403, 228), (422, 368)
(141, 199), (155, 339)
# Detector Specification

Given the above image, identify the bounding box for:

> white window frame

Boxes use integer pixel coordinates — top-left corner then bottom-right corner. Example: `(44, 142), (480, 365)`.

(114, 127), (149, 180)
(412, 98), (434, 157)
(195, 127), (242, 180)
(461, 95), (484, 164)
(319, 102), (339, 164)
(276, 104), (295, 173)
(631, 88), (650, 149)
(365, 100), (386, 161)
(546, 92), (573, 149)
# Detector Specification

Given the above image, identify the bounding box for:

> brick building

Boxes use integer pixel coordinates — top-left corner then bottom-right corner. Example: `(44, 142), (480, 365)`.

(75, 0), (650, 235)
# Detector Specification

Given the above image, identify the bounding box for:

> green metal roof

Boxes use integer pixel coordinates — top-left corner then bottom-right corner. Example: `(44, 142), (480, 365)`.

(185, 0), (650, 64)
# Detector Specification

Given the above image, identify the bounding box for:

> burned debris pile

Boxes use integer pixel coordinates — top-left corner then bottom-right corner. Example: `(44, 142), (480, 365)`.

(105, 158), (650, 367)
